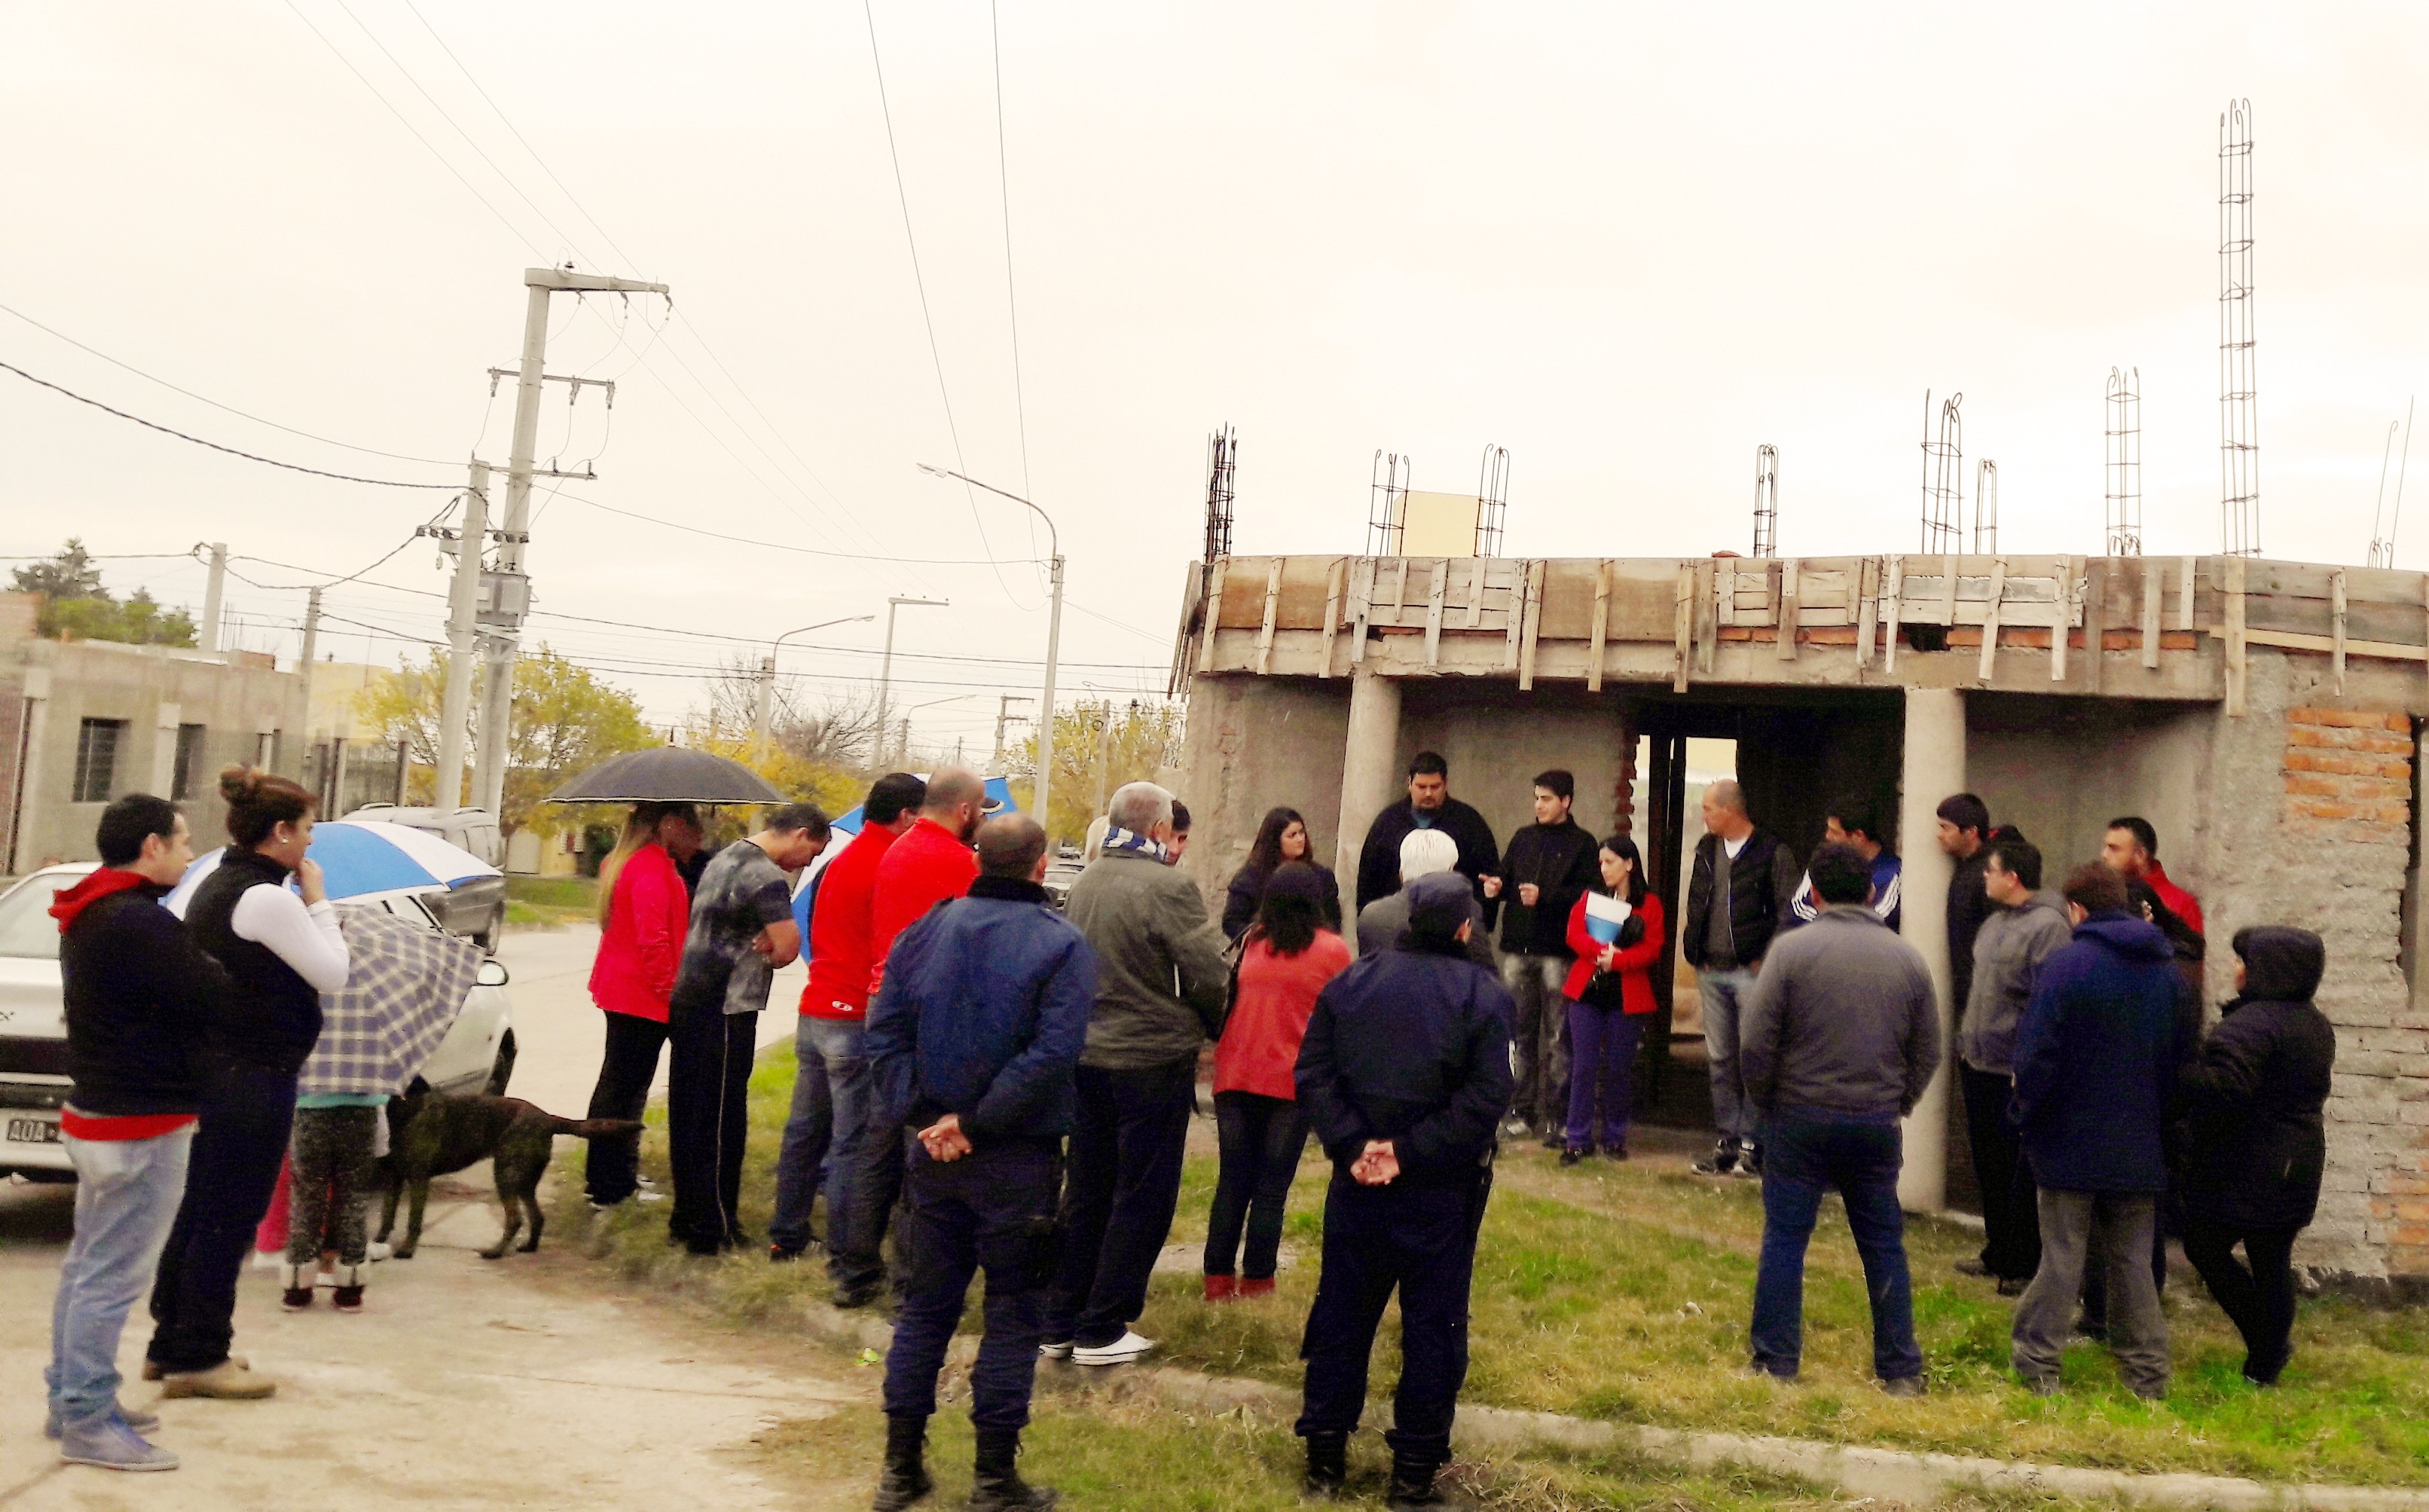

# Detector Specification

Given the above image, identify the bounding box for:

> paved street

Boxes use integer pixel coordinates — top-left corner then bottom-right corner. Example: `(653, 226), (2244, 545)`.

(0, 924), (838, 1508)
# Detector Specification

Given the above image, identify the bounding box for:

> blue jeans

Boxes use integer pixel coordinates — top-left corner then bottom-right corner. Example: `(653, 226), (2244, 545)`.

(1749, 1109), (1921, 1382)
(1698, 968), (1758, 1144)
(49, 1126), (194, 1424)
(770, 1016), (872, 1254)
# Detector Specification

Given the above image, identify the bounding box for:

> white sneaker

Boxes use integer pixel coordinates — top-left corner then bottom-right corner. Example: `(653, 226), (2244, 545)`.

(367, 1241), (393, 1263)
(250, 1250), (283, 1271)
(1071, 1330), (1155, 1367)
(1037, 1339), (1074, 1361)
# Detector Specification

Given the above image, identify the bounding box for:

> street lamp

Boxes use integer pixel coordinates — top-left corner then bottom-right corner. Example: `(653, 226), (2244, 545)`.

(894, 693), (971, 770)
(876, 594), (950, 768)
(918, 463), (1063, 829)
(754, 614), (877, 764)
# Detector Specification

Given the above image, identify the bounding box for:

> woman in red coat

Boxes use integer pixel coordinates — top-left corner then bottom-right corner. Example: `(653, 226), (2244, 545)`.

(1203, 863), (1351, 1300)
(1560, 834), (1664, 1163)
(582, 803), (695, 1207)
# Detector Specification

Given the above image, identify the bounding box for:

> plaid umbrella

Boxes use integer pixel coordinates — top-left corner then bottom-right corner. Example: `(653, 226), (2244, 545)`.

(298, 906), (485, 1099)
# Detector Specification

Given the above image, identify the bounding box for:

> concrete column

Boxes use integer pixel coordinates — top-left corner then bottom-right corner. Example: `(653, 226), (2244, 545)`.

(1331, 666), (1402, 921)
(1897, 685), (1965, 1213)
(151, 701), (182, 796)
(7, 666), (51, 874)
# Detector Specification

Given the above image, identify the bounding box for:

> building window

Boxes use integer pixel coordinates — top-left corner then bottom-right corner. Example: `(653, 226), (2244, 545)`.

(255, 732), (276, 771)
(73, 719), (126, 803)
(172, 724), (207, 800)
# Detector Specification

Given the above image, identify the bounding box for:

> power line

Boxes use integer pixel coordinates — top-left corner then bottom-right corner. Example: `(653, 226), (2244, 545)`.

(0, 359), (458, 489)
(989, 0), (1034, 507)
(559, 495), (1042, 566)
(0, 300), (460, 466)
(279, 0), (545, 261)
(863, 0), (1023, 603)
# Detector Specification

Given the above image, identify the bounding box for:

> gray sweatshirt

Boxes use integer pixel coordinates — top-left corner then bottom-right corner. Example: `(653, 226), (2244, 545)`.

(1958, 888), (2073, 1076)
(1739, 906), (1940, 1122)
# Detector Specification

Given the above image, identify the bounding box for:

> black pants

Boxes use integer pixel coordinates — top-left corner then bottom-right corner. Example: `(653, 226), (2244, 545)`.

(883, 1142), (1060, 1431)
(665, 1010), (757, 1252)
(147, 1061), (297, 1374)
(1205, 1090), (1309, 1281)
(2182, 1220), (2300, 1382)
(1045, 1057), (1195, 1349)
(1959, 1063), (2040, 1280)
(584, 1012), (668, 1205)
(1295, 1171), (1491, 1466)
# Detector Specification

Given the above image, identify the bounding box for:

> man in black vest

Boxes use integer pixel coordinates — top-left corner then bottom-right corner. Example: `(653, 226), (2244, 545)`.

(1679, 780), (1801, 1178)
(1352, 753), (1499, 915)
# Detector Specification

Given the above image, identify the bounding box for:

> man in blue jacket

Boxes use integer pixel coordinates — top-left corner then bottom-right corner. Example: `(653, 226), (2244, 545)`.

(2009, 863), (2198, 1401)
(866, 814), (1096, 1512)
(1295, 871), (1513, 1510)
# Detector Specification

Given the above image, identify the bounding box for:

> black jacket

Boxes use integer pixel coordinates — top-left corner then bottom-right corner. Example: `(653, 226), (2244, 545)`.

(1487, 818), (1599, 958)
(2178, 927), (2336, 1232)
(185, 848), (325, 1077)
(60, 883), (234, 1118)
(1222, 860), (1342, 942)
(1680, 829), (1801, 970)
(1353, 799), (1499, 915)
(1946, 849), (1991, 1020)
(1295, 937), (1514, 1187)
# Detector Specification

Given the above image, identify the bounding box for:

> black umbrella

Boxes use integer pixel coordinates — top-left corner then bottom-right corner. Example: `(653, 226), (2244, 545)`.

(546, 746), (788, 805)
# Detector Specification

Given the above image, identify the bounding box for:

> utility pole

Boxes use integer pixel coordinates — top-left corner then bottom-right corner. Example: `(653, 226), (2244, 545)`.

(915, 465), (1063, 838)
(199, 542), (228, 655)
(874, 595), (948, 769)
(298, 585), (322, 744)
(435, 460), (490, 811)
(472, 266), (669, 820)
(991, 694), (1032, 770)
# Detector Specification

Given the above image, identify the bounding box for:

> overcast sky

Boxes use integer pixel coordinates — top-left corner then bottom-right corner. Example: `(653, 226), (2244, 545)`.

(7, 2), (2427, 744)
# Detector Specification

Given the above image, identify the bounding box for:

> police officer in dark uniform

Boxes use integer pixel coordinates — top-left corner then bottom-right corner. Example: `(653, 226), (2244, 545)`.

(866, 814), (1097, 1512)
(1294, 871), (1514, 1510)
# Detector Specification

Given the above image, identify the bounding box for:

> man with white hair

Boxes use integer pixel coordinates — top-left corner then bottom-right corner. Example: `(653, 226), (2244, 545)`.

(1043, 782), (1230, 1367)
(1356, 829), (1495, 969)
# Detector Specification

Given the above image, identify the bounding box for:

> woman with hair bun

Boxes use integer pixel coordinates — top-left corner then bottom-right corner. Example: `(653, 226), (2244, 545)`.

(145, 767), (348, 1400)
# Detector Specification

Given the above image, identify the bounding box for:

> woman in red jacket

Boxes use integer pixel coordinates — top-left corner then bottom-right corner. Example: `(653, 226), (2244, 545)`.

(582, 802), (695, 1207)
(1560, 834), (1664, 1164)
(1203, 863), (1350, 1300)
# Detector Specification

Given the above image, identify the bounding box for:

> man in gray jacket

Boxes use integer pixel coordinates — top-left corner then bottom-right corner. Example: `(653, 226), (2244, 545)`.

(1957, 836), (2071, 1294)
(1043, 781), (1230, 1368)
(1739, 843), (1940, 1391)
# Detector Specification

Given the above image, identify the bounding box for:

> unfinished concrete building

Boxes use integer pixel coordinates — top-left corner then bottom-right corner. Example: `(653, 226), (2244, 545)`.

(1173, 548), (2429, 1291)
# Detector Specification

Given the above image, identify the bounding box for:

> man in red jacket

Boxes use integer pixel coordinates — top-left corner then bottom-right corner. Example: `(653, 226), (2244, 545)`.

(831, 768), (986, 1308)
(767, 773), (926, 1263)
(2101, 817), (2204, 938)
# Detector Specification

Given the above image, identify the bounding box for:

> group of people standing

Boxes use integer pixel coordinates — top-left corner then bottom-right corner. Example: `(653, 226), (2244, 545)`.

(46, 771), (354, 1471)
(1695, 786), (2336, 1399)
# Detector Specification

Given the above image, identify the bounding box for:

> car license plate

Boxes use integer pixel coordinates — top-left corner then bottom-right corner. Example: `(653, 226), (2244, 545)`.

(7, 1116), (60, 1145)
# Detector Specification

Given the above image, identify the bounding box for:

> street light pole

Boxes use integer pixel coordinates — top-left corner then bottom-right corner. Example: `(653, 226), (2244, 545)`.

(876, 595), (949, 768)
(918, 464), (1063, 832)
(754, 613), (876, 765)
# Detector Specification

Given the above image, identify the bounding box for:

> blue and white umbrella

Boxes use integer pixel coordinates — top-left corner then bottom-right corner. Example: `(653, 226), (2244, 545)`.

(164, 820), (502, 916)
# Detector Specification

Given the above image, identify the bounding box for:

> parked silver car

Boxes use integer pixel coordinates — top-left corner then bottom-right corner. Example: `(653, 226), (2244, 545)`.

(0, 864), (514, 1182)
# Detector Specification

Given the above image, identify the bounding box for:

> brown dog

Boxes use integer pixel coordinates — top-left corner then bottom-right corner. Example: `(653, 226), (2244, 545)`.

(374, 1091), (643, 1260)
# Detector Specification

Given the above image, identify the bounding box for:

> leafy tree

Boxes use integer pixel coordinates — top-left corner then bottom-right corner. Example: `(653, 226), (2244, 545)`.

(1015, 698), (1184, 844)
(11, 539), (196, 646)
(353, 645), (655, 837)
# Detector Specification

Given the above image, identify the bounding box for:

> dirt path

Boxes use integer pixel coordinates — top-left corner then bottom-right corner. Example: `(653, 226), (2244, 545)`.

(0, 1175), (866, 1510)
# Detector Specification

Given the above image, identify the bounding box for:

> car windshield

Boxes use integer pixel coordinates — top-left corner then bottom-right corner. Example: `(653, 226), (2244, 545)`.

(0, 878), (68, 960)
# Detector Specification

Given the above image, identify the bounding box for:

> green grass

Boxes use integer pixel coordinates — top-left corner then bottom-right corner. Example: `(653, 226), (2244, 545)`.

(504, 874), (597, 928)
(554, 1051), (2429, 1488)
(753, 1386), (2123, 1512)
